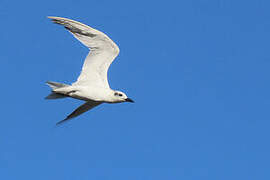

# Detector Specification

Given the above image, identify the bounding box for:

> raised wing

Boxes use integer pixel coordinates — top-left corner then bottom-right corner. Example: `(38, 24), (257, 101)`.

(48, 16), (120, 89)
(56, 101), (102, 125)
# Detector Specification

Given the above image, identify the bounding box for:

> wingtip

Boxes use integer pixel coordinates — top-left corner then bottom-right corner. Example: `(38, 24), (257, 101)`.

(47, 16), (69, 26)
(47, 16), (58, 19)
(47, 16), (63, 23)
(47, 16), (69, 21)
(56, 118), (68, 126)
(56, 115), (73, 125)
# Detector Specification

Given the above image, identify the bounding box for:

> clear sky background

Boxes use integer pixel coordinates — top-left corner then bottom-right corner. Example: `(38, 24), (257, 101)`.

(1, 0), (270, 179)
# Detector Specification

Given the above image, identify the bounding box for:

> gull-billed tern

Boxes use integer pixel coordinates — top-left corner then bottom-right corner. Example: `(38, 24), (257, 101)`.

(45, 16), (134, 125)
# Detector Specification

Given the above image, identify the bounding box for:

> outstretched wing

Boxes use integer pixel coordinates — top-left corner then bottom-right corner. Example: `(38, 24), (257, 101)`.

(56, 101), (102, 125)
(48, 16), (120, 89)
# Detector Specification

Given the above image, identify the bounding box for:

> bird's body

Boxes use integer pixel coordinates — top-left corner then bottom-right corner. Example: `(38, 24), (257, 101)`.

(52, 84), (116, 102)
(46, 16), (134, 124)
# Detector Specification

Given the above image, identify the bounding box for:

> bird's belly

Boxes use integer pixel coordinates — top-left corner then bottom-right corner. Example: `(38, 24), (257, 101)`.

(70, 94), (91, 101)
(69, 88), (106, 102)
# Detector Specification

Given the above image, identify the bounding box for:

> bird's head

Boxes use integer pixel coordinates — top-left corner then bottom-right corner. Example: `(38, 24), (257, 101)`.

(112, 90), (134, 103)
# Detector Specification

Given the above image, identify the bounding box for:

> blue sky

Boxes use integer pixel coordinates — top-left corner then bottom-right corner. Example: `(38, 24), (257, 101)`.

(1, 0), (270, 179)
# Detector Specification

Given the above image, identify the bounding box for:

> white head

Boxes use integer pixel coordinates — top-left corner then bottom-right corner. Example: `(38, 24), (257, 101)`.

(110, 90), (134, 103)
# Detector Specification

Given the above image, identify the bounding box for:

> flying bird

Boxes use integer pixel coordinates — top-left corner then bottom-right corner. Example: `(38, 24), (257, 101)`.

(46, 16), (134, 125)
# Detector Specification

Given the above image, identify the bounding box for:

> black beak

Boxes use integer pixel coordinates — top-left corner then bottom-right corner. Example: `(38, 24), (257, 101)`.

(125, 98), (134, 103)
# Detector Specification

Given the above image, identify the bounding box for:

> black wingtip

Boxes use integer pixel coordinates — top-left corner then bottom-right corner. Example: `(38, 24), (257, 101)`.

(56, 117), (70, 126)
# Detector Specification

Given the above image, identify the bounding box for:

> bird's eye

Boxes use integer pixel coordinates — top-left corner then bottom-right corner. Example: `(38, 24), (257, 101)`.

(114, 92), (123, 97)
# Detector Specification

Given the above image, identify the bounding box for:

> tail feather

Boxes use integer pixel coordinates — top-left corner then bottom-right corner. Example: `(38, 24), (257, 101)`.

(46, 81), (69, 90)
(45, 81), (70, 100)
(45, 92), (67, 99)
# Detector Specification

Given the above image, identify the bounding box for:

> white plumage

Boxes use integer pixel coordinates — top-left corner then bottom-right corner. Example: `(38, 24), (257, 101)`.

(46, 16), (134, 125)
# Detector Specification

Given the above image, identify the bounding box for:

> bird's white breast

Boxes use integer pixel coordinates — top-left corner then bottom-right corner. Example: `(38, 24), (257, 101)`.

(71, 85), (113, 102)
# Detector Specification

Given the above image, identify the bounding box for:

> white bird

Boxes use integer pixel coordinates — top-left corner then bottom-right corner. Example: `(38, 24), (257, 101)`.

(46, 16), (134, 125)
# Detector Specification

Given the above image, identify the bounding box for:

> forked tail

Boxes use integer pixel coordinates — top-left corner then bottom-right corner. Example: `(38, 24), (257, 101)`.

(45, 81), (69, 99)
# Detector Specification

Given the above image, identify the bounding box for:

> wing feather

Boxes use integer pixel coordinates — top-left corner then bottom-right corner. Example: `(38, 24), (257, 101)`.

(48, 16), (119, 88)
(56, 101), (102, 125)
